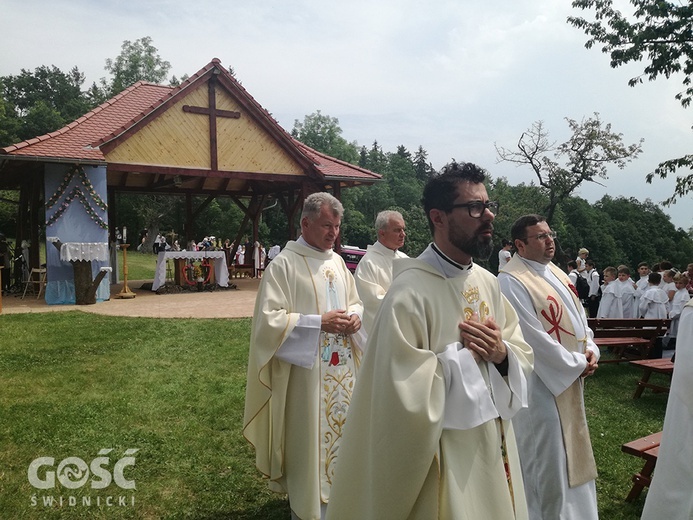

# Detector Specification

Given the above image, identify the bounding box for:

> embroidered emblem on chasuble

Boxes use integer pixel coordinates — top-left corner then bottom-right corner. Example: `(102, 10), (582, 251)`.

(461, 285), (490, 321)
(460, 282), (515, 508)
(317, 264), (356, 500)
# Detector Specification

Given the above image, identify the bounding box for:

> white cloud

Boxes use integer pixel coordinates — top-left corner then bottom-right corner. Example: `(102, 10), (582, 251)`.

(1, 0), (690, 229)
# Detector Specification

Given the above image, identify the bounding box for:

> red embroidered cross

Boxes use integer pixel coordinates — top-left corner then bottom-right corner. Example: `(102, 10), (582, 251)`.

(541, 295), (574, 343)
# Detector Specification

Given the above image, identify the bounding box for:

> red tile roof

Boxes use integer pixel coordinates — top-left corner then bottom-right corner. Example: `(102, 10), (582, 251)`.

(1, 82), (170, 162)
(1, 59), (381, 183)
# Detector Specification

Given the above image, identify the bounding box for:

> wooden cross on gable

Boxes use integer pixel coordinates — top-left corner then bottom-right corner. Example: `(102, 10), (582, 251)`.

(182, 74), (240, 171)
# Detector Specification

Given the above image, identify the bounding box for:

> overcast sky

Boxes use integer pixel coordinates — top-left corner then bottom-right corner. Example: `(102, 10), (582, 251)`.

(2, 0), (691, 229)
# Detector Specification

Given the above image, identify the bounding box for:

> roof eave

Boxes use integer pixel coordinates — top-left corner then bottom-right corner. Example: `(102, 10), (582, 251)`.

(0, 153), (106, 166)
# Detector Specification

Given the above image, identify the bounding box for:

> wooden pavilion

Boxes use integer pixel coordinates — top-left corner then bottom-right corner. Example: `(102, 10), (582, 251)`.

(0, 58), (381, 288)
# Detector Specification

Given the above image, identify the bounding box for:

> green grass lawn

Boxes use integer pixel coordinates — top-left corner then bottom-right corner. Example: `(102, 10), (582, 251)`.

(117, 251), (158, 281)
(0, 312), (667, 519)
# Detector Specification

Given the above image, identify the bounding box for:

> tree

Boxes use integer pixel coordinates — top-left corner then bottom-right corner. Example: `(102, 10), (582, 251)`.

(568, 0), (693, 203)
(0, 65), (94, 143)
(413, 146), (435, 182)
(101, 36), (172, 96)
(291, 110), (359, 163)
(495, 114), (643, 223)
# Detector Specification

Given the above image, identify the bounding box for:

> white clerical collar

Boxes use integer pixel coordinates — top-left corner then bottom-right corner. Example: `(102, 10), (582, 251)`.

(374, 240), (399, 256)
(297, 235), (329, 252)
(517, 255), (551, 273)
(430, 242), (473, 273)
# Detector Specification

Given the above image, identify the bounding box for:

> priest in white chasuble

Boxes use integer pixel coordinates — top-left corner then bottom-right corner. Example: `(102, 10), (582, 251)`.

(326, 162), (533, 520)
(243, 192), (365, 520)
(355, 209), (408, 334)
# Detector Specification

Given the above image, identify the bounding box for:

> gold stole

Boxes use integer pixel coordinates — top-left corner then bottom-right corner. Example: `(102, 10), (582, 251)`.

(503, 257), (598, 487)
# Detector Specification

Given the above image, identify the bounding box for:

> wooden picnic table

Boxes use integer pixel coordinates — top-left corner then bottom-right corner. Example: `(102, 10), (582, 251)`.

(621, 431), (662, 502)
(629, 358), (675, 399)
(587, 318), (670, 363)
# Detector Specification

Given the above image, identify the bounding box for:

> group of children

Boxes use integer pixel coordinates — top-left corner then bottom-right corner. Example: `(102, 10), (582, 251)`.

(594, 262), (691, 350)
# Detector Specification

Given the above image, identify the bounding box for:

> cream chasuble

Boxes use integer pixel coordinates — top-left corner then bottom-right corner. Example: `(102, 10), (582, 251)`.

(354, 240), (408, 334)
(326, 245), (533, 520)
(243, 240), (364, 520)
(642, 300), (693, 519)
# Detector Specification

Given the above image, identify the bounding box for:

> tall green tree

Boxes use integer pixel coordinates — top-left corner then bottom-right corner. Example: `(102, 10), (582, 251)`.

(495, 114), (643, 224)
(568, 0), (693, 204)
(0, 65), (94, 143)
(291, 111), (359, 163)
(101, 37), (180, 245)
(101, 36), (172, 97)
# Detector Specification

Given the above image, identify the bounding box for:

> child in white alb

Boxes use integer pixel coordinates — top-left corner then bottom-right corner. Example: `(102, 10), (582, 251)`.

(666, 274), (692, 350)
(617, 266), (637, 318)
(639, 272), (669, 319)
(598, 266), (623, 318)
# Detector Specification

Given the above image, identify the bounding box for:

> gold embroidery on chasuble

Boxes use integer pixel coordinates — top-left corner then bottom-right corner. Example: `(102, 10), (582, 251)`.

(461, 285), (490, 321)
(460, 281), (515, 510)
(317, 265), (356, 500)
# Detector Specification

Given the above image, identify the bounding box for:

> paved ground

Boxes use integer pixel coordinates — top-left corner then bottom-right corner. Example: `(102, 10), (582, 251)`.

(0, 278), (260, 319)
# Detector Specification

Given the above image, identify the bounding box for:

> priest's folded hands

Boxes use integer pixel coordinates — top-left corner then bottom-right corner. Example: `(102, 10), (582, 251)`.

(458, 315), (507, 365)
(321, 308), (361, 335)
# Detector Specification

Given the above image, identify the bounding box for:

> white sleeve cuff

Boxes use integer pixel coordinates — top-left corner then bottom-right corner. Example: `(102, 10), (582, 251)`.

(488, 345), (528, 420)
(437, 342), (498, 430)
(275, 314), (321, 368)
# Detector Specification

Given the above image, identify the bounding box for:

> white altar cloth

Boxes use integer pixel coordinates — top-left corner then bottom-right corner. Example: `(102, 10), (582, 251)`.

(152, 251), (229, 291)
(60, 242), (109, 262)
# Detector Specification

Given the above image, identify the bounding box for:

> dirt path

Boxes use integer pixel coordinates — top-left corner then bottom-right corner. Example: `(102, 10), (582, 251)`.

(0, 278), (260, 319)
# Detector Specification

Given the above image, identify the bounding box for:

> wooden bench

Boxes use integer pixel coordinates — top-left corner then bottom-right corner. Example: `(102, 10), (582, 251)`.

(587, 318), (670, 363)
(621, 431), (662, 502)
(630, 358), (674, 399)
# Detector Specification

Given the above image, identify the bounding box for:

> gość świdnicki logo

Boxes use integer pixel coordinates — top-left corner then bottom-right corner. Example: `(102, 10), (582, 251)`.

(28, 448), (138, 508)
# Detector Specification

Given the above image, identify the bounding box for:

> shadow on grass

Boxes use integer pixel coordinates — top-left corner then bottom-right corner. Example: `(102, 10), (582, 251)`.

(195, 497), (291, 520)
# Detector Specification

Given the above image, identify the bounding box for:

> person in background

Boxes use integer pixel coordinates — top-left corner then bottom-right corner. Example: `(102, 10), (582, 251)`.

(576, 247), (589, 278)
(0, 233), (10, 294)
(354, 210), (408, 334)
(662, 269), (677, 313)
(598, 266), (623, 318)
(498, 238), (512, 270)
(634, 262), (651, 315)
(639, 272), (669, 319)
(585, 259), (601, 318)
(267, 244), (281, 267)
(567, 260), (579, 285)
(665, 273), (691, 350)
(617, 265), (637, 318)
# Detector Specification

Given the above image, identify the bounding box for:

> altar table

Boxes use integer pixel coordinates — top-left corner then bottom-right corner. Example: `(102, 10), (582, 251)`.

(152, 251), (229, 291)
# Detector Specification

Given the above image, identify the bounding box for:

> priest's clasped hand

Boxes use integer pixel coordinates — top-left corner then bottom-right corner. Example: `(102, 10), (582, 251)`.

(581, 349), (598, 377)
(458, 314), (507, 364)
(322, 309), (361, 335)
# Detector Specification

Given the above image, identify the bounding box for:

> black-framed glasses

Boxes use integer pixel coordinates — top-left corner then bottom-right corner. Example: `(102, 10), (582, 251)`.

(450, 201), (499, 218)
(524, 231), (557, 241)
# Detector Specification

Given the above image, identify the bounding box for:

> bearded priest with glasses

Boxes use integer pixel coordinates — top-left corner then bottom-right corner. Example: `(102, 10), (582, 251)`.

(327, 162), (534, 520)
(498, 214), (600, 520)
